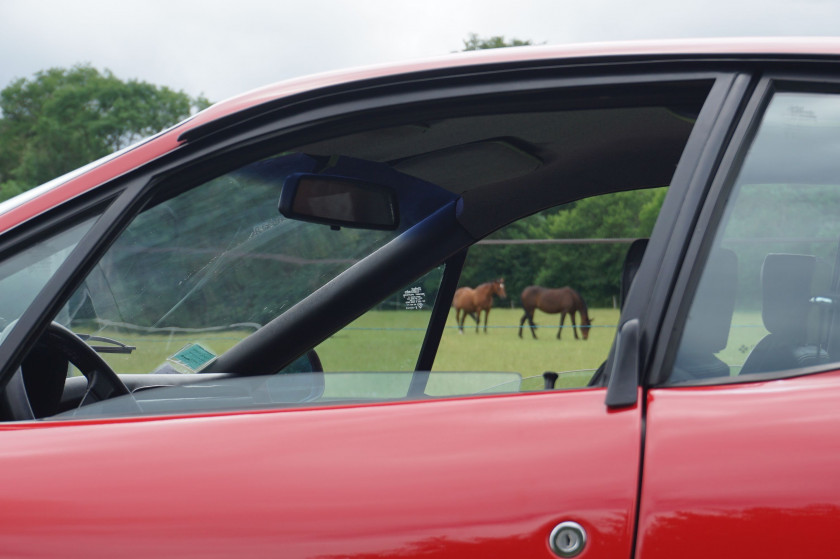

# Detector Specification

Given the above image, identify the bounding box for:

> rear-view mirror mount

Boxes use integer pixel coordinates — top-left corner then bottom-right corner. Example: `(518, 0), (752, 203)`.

(279, 174), (399, 230)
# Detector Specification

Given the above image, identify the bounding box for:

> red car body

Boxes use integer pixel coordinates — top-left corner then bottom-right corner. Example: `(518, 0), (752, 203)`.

(0, 391), (640, 557)
(1, 38), (840, 558)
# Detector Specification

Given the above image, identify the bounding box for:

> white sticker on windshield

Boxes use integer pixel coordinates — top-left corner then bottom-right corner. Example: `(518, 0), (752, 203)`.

(403, 286), (426, 310)
(168, 343), (216, 373)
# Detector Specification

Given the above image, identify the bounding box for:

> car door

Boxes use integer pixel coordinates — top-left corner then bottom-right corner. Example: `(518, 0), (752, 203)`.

(0, 62), (740, 558)
(637, 77), (840, 557)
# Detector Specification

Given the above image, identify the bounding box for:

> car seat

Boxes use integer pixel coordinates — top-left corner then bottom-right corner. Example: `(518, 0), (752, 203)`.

(620, 238), (649, 310)
(739, 253), (829, 375)
(670, 249), (738, 382)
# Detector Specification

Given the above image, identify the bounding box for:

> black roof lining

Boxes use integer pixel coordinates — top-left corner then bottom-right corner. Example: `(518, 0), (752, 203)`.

(291, 82), (708, 237)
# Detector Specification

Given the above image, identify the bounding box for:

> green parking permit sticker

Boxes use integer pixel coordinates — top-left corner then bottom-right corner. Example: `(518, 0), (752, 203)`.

(168, 343), (216, 373)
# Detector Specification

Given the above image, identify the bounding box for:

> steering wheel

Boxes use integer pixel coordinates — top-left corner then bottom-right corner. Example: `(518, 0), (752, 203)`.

(4, 322), (133, 420)
(43, 322), (131, 405)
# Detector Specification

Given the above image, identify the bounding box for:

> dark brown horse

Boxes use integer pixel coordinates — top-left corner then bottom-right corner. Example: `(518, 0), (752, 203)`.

(518, 285), (593, 340)
(452, 278), (507, 333)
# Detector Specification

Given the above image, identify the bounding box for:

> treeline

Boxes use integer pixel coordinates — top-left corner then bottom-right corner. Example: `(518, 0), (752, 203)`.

(0, 34), (527, 203)
(0, 65), (210, 202)
(457, 189), (667, 308)
(459, 183), (840, 311)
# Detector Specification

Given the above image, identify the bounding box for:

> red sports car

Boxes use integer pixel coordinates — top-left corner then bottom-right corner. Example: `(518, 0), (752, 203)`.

(0, 38), (839, 558)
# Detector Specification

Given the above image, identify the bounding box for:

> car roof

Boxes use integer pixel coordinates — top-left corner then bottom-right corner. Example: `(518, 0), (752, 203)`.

(188, 37), (840, 126)
(4, 37), (840, 233)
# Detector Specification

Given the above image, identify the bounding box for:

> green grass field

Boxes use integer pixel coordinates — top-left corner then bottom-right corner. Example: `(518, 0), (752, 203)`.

(87, 307), (769, 392)
(316, 307), (622, 390)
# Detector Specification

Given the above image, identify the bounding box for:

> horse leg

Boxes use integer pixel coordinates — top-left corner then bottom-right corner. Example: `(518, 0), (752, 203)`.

(474, 310), (481, 333)
(558, 312), (565, 339)
(483, 308), (490, 334)
(456, 309), (464, 334)
(527, 311), (538, 339)
(519, 311), (534, 338)
(571, 311), (579, 340)
(519, 305), (538, 339)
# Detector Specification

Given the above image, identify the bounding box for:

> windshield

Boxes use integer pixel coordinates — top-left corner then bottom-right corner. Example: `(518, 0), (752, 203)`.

(55, 152), (452, 376)
(0, 218), (95, 333)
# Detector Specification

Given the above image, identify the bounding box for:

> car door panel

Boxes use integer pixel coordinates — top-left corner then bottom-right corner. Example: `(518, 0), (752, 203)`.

(638, 372), (840, 557)
(0, 390), (640, 558)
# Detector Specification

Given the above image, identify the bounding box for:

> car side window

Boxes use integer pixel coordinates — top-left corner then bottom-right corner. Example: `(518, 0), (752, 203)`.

(3, 84), (715, 420)
(670, 90), (840, 383)
(435, 188), (667, 390)
(314, 266), (444, 373)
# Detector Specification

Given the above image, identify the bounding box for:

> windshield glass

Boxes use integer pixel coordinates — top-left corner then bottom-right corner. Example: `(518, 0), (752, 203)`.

(0, 218), (95, 333)
(58, 152), (452, 375)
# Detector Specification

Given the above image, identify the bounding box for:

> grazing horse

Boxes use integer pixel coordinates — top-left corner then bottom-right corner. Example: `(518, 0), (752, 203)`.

(452, 278), (507, 333)
(518, 285), (593, 340)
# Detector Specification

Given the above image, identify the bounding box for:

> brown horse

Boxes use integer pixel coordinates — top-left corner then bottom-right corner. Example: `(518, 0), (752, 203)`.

(518, 285), (593, 340)
(452, 278), (507, 333)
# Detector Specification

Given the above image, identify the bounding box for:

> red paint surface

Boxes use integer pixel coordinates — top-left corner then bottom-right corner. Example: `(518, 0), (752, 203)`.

(638, 371), (840, 557)
(184, 36), (840, 130)
(0, 389), (640, 558)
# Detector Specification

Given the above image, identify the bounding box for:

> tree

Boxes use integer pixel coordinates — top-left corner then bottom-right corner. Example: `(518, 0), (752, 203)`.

(532, 189), (666, 306)
(461, 189), (667, 307)
(462, 33), (534, 51)
(0, 65), (210, 200)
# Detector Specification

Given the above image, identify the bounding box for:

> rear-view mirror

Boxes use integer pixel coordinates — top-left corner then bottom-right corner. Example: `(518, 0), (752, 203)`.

(279, 174), (399, 230)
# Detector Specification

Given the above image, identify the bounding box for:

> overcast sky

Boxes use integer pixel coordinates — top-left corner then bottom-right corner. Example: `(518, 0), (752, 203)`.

(2, 0), (840, 104)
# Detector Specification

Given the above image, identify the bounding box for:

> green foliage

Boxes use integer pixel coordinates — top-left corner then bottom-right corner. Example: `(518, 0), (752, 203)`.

(462, 33), (534, 51)
(0, 65), (210, 200)
(460, 189), (667, 307)
(76, 159), (398, 329)
(0, 179), (27, 202)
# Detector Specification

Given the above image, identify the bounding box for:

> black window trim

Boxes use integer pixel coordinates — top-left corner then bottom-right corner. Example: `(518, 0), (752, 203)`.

(603, 71), (753, 402)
